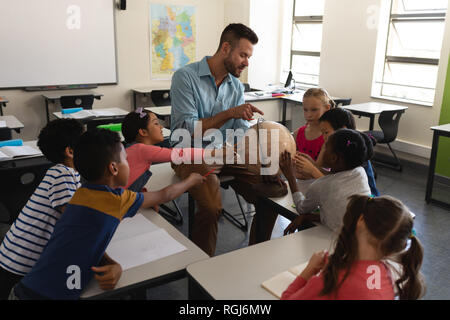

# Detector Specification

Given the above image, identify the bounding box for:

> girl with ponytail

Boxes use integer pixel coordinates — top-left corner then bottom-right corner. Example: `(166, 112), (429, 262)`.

(282, 194), (424, 300)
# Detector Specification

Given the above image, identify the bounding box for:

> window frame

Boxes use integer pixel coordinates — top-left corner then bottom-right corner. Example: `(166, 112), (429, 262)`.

(372, 0), (447, 106)
(289, 1), (324, 88)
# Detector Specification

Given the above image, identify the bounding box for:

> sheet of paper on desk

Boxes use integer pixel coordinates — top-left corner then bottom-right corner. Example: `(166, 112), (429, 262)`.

(63, 110), (95, 119)
(106, 213), (187, 270)
(0, 121), (6, 128)
(91, 110), (116, 117)
(0, 146), (41, 158)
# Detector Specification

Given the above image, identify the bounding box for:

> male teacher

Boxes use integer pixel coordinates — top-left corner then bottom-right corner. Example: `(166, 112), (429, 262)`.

(170, 24), (279, 256)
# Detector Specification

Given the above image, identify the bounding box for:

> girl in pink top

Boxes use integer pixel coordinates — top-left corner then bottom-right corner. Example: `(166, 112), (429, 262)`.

(121, 109), (203, 191)
(294, 88), (335, 163)
(282, 194), (425, 300)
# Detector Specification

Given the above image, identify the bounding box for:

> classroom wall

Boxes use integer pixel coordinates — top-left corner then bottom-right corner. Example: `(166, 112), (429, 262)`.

(1, 0), (226, 141)
(223, 0), (250, 83)
(319, 0), (450, 161)
(436, 56), (450, 178)
(247, 0), (285, 89)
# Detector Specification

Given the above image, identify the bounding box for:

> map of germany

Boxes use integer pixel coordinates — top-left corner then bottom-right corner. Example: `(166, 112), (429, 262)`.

(150, 4), (196, 78)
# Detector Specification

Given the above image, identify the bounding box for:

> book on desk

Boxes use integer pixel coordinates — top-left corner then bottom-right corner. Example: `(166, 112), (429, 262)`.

(261, 261), (309, 299)
(0, 145), (42, 161)
(61, 109), (120, 120)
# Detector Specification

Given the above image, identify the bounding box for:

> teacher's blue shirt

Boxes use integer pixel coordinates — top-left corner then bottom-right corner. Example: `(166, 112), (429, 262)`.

(170, 56), (249, 147)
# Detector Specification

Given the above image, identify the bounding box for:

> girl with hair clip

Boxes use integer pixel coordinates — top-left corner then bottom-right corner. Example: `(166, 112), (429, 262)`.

(121, 108), (204, 192)
(251, 129), (373, 245)
(279, 128), (373, 234)
(293, 88), (336, 163)
(294, 108), (380, 196)
(281, 194), (425, 300)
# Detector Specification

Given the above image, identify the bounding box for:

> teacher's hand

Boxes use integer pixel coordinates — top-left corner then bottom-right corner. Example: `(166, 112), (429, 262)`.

(230, 103), (264, 121)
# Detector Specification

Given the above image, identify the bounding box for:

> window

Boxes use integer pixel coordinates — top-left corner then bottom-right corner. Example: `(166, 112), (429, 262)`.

(287, 0), (325, 88)
(372, 0), (448, 105)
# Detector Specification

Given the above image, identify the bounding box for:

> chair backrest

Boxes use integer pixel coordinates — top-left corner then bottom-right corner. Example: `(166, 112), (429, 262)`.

(333, 98), (352, 107)
(60, 95), (95, 110)
(0, 159), (53, 224)
(0, 127), (12, 141)
(150, 90), (171, 106)
(243, 83), (251, 92)
(378, 110), (403, 143)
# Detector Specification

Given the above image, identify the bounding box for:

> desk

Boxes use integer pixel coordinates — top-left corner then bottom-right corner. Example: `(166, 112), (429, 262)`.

(145, 106), (172, 127)
(0, 115), (24, 133)
(0, 140), (43, 166)
(187, 224), (335, 299)
(132, 87), (169, 110)
(162, 127), (171, 138)
(425, 124), (450, 209)
(53, 107), (128, 126)
(42, 91), (103, 122)
(81, 208), (208, 299)
(0, 96), (8, 116)
(262, 179), (314, 221)
(344, 102), (408, 131)
(245, 91), (306, 126)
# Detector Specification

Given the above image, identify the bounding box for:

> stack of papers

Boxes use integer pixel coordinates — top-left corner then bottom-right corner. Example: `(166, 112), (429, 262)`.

(62, 109), (120, 119)
(106, 213), (187, 271)
(0, 145), (42, 161)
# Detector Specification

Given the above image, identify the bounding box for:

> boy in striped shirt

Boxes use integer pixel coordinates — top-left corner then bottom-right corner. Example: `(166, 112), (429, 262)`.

(0, 119), (122, 299)
(10, 129), (204, 299)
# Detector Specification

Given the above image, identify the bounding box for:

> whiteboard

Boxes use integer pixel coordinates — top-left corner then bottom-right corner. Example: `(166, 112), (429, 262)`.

(0, 0), (117, 88)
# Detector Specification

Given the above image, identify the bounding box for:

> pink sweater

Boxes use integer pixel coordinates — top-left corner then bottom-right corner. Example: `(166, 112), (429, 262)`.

(281, 261), (395, 300)
(125, 143), (203, 189)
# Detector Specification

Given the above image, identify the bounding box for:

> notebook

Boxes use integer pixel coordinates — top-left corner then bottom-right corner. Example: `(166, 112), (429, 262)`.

(62, 109), (96, 119)
(0, 145), (42, 161)
(261, 261), (309, 299)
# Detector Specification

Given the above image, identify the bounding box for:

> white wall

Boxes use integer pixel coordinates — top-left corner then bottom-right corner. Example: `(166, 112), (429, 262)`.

(223, 0), (250, 82)
(247, 0), (286, 89)
(1, 0), (225, 140)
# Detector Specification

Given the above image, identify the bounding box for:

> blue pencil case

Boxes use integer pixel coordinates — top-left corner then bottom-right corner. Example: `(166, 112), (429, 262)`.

(0, 139), (23, 147)
(61, 107), (83, 114)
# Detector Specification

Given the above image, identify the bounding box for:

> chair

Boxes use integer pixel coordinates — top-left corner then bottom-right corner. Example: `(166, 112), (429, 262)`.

(365, 110), (404, 171)
(0, 127), (12, 141)
(243, 83), (251, 92)
(150, 90), (171, 107)
(333, 98), (352, 107)
(220, 177), (252, 232)
(60, 95), (95, 110)
(0, 158), (53, 224)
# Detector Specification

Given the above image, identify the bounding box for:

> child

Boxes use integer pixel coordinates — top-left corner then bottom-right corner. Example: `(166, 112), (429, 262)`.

(293, 88), (335, 161)
(282, 194), (425, 300)
(281, 128), (373, 234)
(9, 128), (204, 300)
(0, 119), (84, 299)
(295, 108), (380, 196)
(122, 108), (203, 192)
(249, 128), (373, 244)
